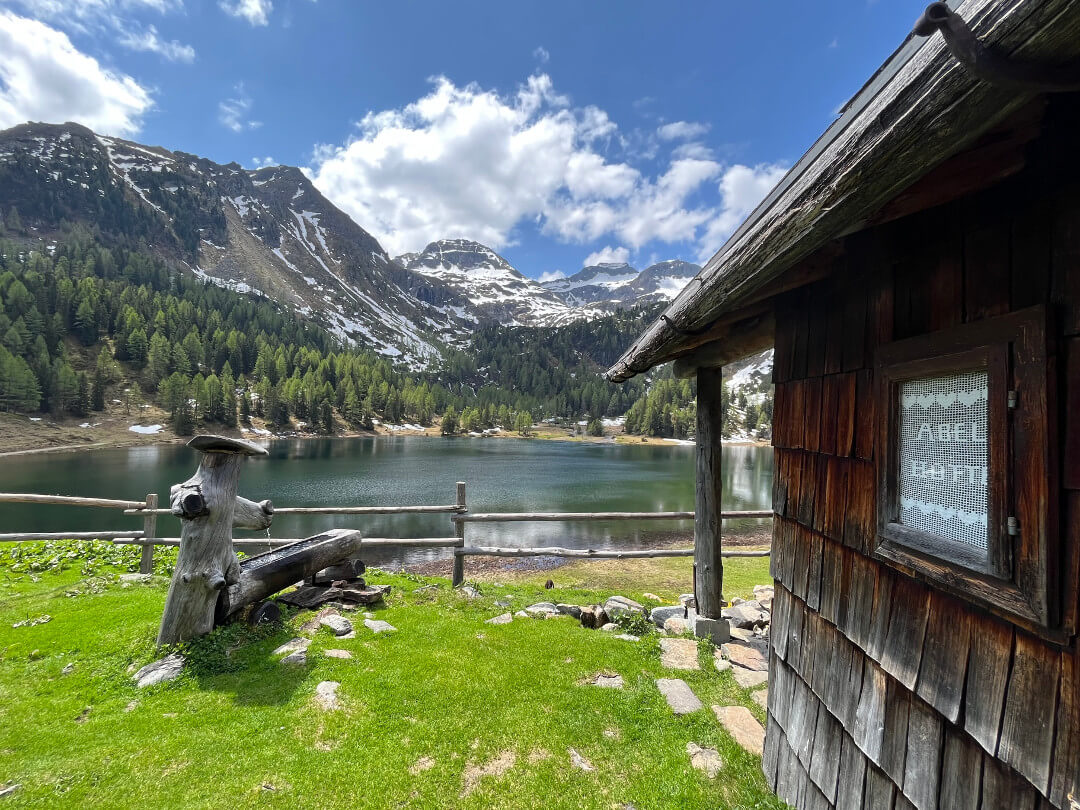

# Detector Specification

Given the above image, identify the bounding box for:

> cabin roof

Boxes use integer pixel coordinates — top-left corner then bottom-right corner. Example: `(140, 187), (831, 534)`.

(605, 0), (1080, 382)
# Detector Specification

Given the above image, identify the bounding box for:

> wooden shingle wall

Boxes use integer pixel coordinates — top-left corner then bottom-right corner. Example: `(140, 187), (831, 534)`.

(764, 126), (1080, 810)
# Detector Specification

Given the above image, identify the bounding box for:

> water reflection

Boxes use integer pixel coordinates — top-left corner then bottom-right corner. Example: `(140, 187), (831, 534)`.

(0, 437), (773, 566)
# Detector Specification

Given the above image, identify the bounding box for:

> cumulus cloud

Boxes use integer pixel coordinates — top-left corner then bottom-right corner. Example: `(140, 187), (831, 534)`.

(218, 85), (261, 132)
(657, 120), (709, 141)
(0, 11), (153, 135)
(538, 269), (565, 282)
(533, 46), (550, 64)
(583, 246), (630, 266)
(699, 162), (788, 259)
(219, 0), (271, 25)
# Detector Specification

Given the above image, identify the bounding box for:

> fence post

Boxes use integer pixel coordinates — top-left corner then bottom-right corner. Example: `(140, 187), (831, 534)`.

(139, 492), (158, 574)
(452, 481), (466, 587)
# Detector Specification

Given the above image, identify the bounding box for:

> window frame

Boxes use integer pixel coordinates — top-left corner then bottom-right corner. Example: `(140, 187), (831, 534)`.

(874, 306), (1057, 631)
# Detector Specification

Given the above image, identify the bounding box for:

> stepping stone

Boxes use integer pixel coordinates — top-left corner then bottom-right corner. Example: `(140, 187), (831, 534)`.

(752, 689), (768, 710)
(659, 637), (700, 670)
(514, 610), (529, 618)
(273, 637), (310, 656)
(300, 607), (339, 635)
(280, 650), (307, 666)
(721, 641), (768, 672)
(324, 649), (352, 659)
(486, 612), (513, 625)
(320, 614), (353, 636)
(614, 634), (639, 642)
(603, 595), (645, 618)
(732, 666), (769, 690)
(686, 742), (722, 778)
(133, 653), (184, 688)
(364, 619), (397, 634)
(568, 748), (595, 772)
(656, 678), (703, 715)
(650, 605), (684, 628)
(714, 651), (731, 673)
(314, 680), (340, 711)
(457, 585), (481, 599)
(590, 674), (624, 689)
(664, 616), (691, 635)
(712, 705), (765, 756)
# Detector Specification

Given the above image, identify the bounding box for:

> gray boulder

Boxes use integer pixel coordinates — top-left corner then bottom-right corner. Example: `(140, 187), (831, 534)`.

(320, 615), (354, 636)
(650, 605), (686, 629)
(525, 602), (558, 618)
(556, 604), (582, 619)
(722, 601), (769, 629)
(486, 612), (513, 625)
(603, 595), (645, 619)
(133, 653), (184, 688)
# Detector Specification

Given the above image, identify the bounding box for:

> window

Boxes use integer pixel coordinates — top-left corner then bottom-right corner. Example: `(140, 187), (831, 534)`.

(875, 307), (1057, 631)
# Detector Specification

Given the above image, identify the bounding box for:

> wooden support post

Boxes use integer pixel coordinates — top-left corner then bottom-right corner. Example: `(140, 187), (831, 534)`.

(157, 436), (271, 647)
(695, 368), (726, 620)
(139, 493), (158, 574)
(452, 481), (466, 587)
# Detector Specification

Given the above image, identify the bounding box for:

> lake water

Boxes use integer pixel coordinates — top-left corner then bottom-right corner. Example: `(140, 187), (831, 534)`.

(0, 438), (773, 567)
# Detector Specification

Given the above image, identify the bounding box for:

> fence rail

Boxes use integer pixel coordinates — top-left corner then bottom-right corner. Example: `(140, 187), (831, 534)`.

(0, 487), (773, 583)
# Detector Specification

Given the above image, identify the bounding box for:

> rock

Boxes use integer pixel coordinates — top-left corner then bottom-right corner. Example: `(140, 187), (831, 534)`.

(13, 614), (50, 628)
(495, 598), (512, 607)
(722, 641), (768, 672)
(664, 616), (691, 635)
(524, 602), (557, 617)
(280, 650), (307, 666)
(686, 742), (722, 778)
(600, 623), (618, 632)
(712, 705), (765, 755)
(728, 626), (757, 642)
(722, 601), (769, 630)
(656, 678), (703, 715)
(338, 630), (357, 639)
(119, 573), (151, 584)
(133, 653), (184, 688)
(714, 652), (732, 673)
(0, 784), (20, 798)
(61, 663), (74, 675)
(614, 634), (639, 642)
(556, 604), (582, 619)
(603, 595), (645, 619)
(752, 585), (774, 601)
(693, 616), (730, 644)
(485, 612), (513, 625)
(659, 637), (700, 670)
(514, 610), (530, 619)
(579, 607), (597, 629)
(300, 607), (340, 635)
(124, 700), (138, 713)
(324, 649), (352, 659)
(643, 592), (663, 602)
(679, 593), (697, 609)
(272, 637), (310, 656)
(315, 681), (340, 711)
(752, 689), (768, 709)
(730, 597), (745, 606)
(458, 585), (482, 600)
(650, 605), (685, 628)
(590, 673), (624, 689)
(568, 748), (595, 772)
(731, 666), (769, 690)
(320, 615), (353, 636)
(364, 619), (397, 634)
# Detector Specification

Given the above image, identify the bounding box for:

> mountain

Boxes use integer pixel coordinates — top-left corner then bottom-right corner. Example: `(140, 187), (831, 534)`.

(0, 121), (469, 368)
(395, 239), (600, 328)
(541, 259), (700, 308)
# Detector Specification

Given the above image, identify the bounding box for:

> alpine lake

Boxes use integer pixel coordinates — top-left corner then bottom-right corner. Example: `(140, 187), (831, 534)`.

(0, 437), (774, 568)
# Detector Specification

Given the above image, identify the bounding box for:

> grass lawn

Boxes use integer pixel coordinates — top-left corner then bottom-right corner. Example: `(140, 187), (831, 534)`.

(0, 543), (783, 809)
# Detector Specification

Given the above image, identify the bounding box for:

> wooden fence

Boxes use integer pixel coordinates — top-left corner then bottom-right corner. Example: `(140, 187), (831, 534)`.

(0, 484), (772, 584)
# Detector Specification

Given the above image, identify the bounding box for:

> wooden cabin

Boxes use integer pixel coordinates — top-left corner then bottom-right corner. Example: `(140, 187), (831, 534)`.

(608, 2), (1080, 808)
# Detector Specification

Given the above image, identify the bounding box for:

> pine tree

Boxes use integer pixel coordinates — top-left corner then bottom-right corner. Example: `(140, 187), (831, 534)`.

(74, 372), (90, 417)
(91, 364), (106, 411)
(441, 406), (458, 435)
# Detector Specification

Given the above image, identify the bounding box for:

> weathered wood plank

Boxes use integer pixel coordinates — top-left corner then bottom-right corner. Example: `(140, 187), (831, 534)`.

(836, 372), (856, 458)
(864, 764), (897, 810)
(854, 369), (876, 461)
(998, 630), (1061, 796)
(820, 374), (840, 456)
(806, 531), (824, 612)
(1048, 646), (1079, 809)
(808, 702), (842, 803)
(964, 617), (1014, 756)
(823, 456), (850, 544)
(939, 725), (984, 810)
(806, 286), (829, 381)
(840, 552), (877, 650)
(818, 537), (843, 626)
(914, 591), (971, 724)
(902, 697), (943, 810)
(880, 576), (930, 692)
(792, 525), (812, 602)
(853, 657), (888, 762)
(981, 754), (1038, 810)
(866, 567), (896, 664)
(804, 377), (823, 455)
(788, 677), (821, 772)
(835, 733), (869, 810)
(812, 455), (830, 535)
(879, 678), (911, 785)
(842, 460), (875, 555)
(763, 716), (782, 790)
(964, 199), (1012, 321)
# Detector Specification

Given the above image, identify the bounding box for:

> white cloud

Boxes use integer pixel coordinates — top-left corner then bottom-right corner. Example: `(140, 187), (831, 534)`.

(219, 0), (271, 26)
(116, 23), (195, 62)
(538, 269), (565, 282)
(657, 120), (709, 141)
(533, 46), (550, 64)
(583, 246), (630, 266)
(0, 11), (153, 135)
(218, 85), (261, 132)
(249, 156), (276, 168)
(698, 162), (788, 259)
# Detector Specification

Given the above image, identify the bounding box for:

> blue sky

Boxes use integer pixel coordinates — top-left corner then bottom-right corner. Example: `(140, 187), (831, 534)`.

(0, 0), (925, 279)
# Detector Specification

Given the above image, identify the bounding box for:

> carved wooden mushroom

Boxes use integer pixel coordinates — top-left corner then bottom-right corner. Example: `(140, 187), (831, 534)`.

(157, 435), (273, 647)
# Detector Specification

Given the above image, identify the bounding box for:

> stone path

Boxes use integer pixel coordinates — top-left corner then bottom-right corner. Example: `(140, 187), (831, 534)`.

(485, 612), (513, 625)
(732, 667), (769, 689)
(712, 705), (765, 756)
(590, 674), (624, 689)
(324, 649), (352, 659)
(656, 678), (703, 715)
(686, 743), (722, 778)
(315, 681), (340, 711)
(752, 689), (768, 710)
(659, 637), (699, 670)
(364, 619), (396, 633)
(273, 638), (310, 656)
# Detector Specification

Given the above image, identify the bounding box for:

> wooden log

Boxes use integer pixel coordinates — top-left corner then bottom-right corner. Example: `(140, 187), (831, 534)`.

(452, 482), (466, 587)
(671, 311), (775, 378)
(115, 537), (459, 549)
(0, 531), (144, 541)
(139, 493), (158, 575)
(0, 493), (145, 509)
(126, 503), (465, 516)
(454, 510), (771, 523)
(156, 436), (268, 647)
(695, 367), (724, 618)
(459, 546), (690, 559)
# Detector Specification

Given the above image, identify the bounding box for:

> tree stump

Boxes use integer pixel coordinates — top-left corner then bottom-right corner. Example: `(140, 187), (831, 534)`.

(157, 435), (272, 647)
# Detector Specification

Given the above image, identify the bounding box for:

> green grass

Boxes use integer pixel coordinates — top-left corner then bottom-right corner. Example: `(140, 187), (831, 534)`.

(0, 544), (783, 809)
